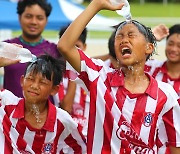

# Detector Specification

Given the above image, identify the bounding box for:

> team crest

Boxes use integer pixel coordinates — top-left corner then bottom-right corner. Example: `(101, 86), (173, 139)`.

(142, 112), (154, 127)
(42, 143), (54, 154)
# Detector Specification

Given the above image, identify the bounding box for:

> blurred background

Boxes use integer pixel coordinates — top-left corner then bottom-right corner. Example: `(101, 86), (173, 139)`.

(0, 0), (180, 88)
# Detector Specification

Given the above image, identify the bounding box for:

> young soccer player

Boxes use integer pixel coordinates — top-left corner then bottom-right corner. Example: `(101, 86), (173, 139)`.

(0, 55), (86, 153)
(55, 24), (90, 138)
(57, 0), (180, 153)
(145, 24), (180, 97)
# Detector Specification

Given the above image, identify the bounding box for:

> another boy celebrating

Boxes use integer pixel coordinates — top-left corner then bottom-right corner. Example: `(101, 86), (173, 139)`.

(57, 0), (180, 153)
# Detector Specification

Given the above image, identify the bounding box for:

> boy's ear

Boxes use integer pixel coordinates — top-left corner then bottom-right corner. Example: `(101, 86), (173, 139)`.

(20, 75), (25, 87)
(50, 85), (59, 96)
(146, 43), (154, 54)
(83, 43), (87, 51)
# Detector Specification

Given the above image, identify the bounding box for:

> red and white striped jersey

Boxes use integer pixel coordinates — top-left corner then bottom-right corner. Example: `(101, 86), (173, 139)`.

(54, 68), (90, 138)
(0, 99), (86, 154)
(145, 59), (180, 97)
(69, 49), (180, 154)
(0, 89), (21, 105)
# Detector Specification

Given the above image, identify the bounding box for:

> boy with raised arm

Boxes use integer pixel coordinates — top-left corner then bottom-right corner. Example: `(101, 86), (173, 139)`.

(57, 0), (180, 153)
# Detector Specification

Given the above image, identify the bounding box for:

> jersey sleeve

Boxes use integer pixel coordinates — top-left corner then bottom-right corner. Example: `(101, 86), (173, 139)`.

(157, 84), (180, 147)
(0, 89), (21, 105)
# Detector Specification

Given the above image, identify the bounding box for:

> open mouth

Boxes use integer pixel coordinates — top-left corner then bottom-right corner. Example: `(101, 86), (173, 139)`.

(122, 47), (132, 56)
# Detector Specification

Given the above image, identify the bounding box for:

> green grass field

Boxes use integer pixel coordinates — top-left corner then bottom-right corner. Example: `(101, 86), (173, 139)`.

(12, 2), (180, 39)
(95, 3), (180, 17)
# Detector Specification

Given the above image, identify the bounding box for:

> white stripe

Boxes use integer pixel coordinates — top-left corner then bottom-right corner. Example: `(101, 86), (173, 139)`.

(140, 96), (157, 144)
(172, 105), (180, 146)
(111, 102), (122, 154)
(23, 128), (35, 153)
(92, 85), (106, 153)
(155, 72), (163, 81)
(122, 96), (137, 123)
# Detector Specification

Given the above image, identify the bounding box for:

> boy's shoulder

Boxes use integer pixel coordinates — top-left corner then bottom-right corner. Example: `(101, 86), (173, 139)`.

(145, 59), (165, 68)
(157, 80), (178, 101)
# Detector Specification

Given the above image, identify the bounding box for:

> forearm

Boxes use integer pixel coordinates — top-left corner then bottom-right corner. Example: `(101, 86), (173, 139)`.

(57, 0), (123, 72)
(170, 146), (180, 154)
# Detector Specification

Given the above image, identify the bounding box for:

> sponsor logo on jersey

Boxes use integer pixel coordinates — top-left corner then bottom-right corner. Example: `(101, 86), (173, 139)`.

(116, 121), (154, 153)
(42, 143), (54, 154)
(19, 150), (32, 154)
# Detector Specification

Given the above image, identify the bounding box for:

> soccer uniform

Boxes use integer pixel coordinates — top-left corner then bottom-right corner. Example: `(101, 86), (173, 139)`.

(0, 98), (86, 154)
(3, 37), (64, 98)
(145, 59), (180, 97)
(69, 49), (180, 153)
(54, 70), (90, 138)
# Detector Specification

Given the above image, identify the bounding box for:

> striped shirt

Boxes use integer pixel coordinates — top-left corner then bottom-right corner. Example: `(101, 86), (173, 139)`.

(54, 68), (90, 138)
(71, 49), (180, 154)
(145, 59), (180, 97)
(0, 99), (86, 154)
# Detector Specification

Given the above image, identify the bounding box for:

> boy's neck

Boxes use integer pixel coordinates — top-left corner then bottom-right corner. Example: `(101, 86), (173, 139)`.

(25, 102), (48, 129)
(122, 65), (150, 94)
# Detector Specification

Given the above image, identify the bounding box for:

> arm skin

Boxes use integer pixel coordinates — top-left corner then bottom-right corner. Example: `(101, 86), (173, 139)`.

(0, 57), (19, 67)
(60, 80), (76, 114)
(170, 146), (180, 154)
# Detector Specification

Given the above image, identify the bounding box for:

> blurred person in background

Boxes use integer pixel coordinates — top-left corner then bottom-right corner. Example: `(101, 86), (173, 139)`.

(145, 24), (180, 98)
(54, 24), (90, 138)
(2, 0), (64, 99)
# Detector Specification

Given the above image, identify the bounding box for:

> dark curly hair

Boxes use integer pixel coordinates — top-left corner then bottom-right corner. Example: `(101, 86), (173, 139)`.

(167, 24), (180, 40)
(17, 0), (52, 17)
(25, 54), (65, 86)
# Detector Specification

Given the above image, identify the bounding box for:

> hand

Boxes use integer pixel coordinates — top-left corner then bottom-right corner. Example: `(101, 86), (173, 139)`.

(152, 24), (169, 41)
(0, 43), (22, 67)
(92, 0), (124, 11)
(0, 57), (20, 67)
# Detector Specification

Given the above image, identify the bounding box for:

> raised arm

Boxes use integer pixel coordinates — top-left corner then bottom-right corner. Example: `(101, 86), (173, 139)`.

(57, 0), (124, 73)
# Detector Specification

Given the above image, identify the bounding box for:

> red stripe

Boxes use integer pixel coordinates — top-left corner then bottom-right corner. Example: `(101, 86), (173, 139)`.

(87, 78), (98, 154)
(163, 108), (176, 147)
(65, 134), (82, 153)
(101, 86), (115, 153)
(2, 113), (13, 153)
(16, 119), (28, 151)
(131, 95), (147, 135)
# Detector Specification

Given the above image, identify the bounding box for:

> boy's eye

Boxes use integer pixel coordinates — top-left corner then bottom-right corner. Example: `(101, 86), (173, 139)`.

(40, 81), (48, 85)
(128, 33), (137, 38)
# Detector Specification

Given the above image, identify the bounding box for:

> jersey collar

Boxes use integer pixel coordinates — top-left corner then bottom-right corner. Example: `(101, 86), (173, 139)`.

(12, 99), (56, 132)
(109, 70), (158, 99)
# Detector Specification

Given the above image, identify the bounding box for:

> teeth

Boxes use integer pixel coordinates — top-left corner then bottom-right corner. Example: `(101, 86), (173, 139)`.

(121, 47), (131, 55)
(122, 47), (129, 51)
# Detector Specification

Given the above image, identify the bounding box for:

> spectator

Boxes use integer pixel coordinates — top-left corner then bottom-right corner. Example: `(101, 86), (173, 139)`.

(3, 0), (64, 98)
(0, 54), (86, 153)
(57, 0), (180, 153)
